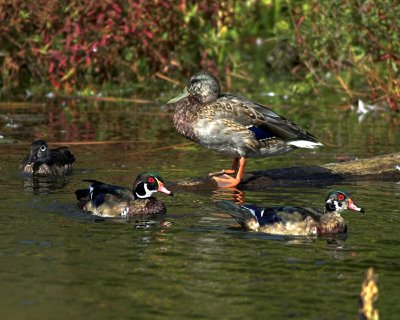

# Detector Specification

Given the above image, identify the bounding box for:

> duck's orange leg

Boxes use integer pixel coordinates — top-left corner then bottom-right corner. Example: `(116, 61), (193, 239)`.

(212, 157), (246, 188)
(208, 158), (239, 176)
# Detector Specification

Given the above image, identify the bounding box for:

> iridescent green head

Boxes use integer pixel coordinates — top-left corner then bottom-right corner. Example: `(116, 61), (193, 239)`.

(325, 190), (364, 213)
(133, 172), (173, 199)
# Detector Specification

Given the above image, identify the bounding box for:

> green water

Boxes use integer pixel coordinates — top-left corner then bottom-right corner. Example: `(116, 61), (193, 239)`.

(0, 90), (400, 319)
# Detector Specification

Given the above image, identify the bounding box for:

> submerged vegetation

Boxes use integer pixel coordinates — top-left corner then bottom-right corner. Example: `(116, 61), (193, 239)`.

(0, 0), (399, 108)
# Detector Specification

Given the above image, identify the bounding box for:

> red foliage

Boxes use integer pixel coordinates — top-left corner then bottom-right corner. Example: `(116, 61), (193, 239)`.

(0, 0), (219, 93)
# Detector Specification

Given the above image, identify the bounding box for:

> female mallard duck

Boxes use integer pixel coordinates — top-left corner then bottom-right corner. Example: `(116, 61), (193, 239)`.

(167, 72), (322, 187)
(20, 140), (75, 176)
(216, 190), (364, 235)
(75, 172), (173, 217)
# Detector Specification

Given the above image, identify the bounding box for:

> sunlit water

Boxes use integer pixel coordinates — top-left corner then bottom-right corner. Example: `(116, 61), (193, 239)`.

(1, 90), (400, 319)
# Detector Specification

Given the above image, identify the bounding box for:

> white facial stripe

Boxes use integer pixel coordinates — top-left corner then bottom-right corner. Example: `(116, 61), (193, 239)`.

(329, 200), (344, 212)
(89, 186), (94, 199)
(135, 183), (157, 199)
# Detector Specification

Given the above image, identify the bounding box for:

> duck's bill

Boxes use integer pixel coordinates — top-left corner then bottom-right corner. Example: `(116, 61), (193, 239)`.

(348, 199), (365, 213)
(157, 183), (174, 196)
(167, 87), (189, 104)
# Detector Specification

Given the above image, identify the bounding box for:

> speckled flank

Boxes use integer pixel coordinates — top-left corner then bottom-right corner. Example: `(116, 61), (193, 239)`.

(83, 197), (167, 217)
(21, 163), (73, 176)
(259, 217), (318, 235)
(83, 201), (127, 217)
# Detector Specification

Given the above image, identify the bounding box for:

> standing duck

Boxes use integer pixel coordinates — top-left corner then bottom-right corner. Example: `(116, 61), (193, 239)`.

(167, 72), (322, 187)
(20, 140), (75, 176)
(216, 190), (364, 235)
(75, 172), (173, 217)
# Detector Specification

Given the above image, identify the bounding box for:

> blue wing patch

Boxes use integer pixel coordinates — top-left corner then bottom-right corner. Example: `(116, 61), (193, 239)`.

(241, 204), (282, 226)
(93, 193), (106, 207)
(248, 126), (275, 140)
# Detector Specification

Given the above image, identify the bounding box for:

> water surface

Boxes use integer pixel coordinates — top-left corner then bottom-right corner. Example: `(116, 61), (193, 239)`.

(0, 91), (399, 319)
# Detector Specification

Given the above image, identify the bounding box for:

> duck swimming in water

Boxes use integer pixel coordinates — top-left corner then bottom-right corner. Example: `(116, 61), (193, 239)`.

(75, 172), (173, 217)
(217, 190), (364, 235)
(167, 72), (322, 187)
(20, 140), (75, 176)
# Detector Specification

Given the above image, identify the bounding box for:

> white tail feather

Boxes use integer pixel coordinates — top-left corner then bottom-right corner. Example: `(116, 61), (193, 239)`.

(287, 140), (323, 149)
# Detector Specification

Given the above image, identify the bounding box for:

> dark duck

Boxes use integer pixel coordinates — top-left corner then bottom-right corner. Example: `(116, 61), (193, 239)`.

(167, 71), (322, 187)
(20, 140), (75, 176)
(217, 190), (364, 235)
(75, 172), (173, 217)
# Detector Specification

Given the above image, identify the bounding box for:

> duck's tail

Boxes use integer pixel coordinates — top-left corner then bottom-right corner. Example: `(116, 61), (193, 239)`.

(287, 140), (323, 149)
(216, 200), (259, 230)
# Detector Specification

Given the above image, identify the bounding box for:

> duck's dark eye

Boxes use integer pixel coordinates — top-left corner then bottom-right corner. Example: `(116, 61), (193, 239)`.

(147, 177), (155, 183)
(337, 193), (345, 201)
(40, 145), (47, 152)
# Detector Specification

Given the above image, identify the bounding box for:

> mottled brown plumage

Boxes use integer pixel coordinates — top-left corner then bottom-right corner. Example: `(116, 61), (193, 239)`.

(168, 72), (322, 187)
(20, 140), (75, 176)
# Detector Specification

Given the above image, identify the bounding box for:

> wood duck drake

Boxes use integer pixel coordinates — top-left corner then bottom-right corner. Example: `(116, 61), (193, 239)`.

(167, 71), (322, 188)
(75, 172), (173, 217)
(216, 190), (364, 235)
(20, 140), (75, 176)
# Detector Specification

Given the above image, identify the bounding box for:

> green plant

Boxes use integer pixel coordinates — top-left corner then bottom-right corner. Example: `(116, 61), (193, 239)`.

(292, 0), (400, 109)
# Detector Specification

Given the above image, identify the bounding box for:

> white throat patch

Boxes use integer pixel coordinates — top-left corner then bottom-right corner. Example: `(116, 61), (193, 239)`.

(135, 183), (157, 199)
(326, 199), (343, 212)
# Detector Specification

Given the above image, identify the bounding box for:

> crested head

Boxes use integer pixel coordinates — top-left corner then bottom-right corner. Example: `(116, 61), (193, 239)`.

(324, 190), (364, 213)
(133, 172), (173, 199)
(167, 71), (220, 104)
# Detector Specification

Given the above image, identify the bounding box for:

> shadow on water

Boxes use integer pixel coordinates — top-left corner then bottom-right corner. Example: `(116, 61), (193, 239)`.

(0, 98), (399, 319)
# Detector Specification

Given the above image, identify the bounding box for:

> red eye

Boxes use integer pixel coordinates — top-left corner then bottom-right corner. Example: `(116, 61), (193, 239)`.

(147, 177), (155, 183)
(337, 193), (345, 201)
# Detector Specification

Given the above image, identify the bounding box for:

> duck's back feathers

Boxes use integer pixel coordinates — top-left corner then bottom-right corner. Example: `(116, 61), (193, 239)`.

(81, 180), (135, 201)
(216, 200), (261, 231)
(185, 94), (321, 158)
(217, 94), (320, 143)
(48, 147), (75, 166)
(75, 180), (135, 216)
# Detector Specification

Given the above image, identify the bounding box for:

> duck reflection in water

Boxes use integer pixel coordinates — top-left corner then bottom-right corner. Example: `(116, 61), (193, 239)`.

(212, 187), (245, 204)
(22, 175), (71, 195)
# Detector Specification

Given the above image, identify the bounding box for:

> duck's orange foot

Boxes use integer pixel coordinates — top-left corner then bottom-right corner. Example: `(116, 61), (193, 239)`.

(212, 174), (242, 188)
(208, 169), (236, 177)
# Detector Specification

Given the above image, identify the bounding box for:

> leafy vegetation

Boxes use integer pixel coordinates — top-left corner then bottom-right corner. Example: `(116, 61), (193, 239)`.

(0, 0), (399, 108)
(0, 0), (288, 97)
(292, 0), (400, 109)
